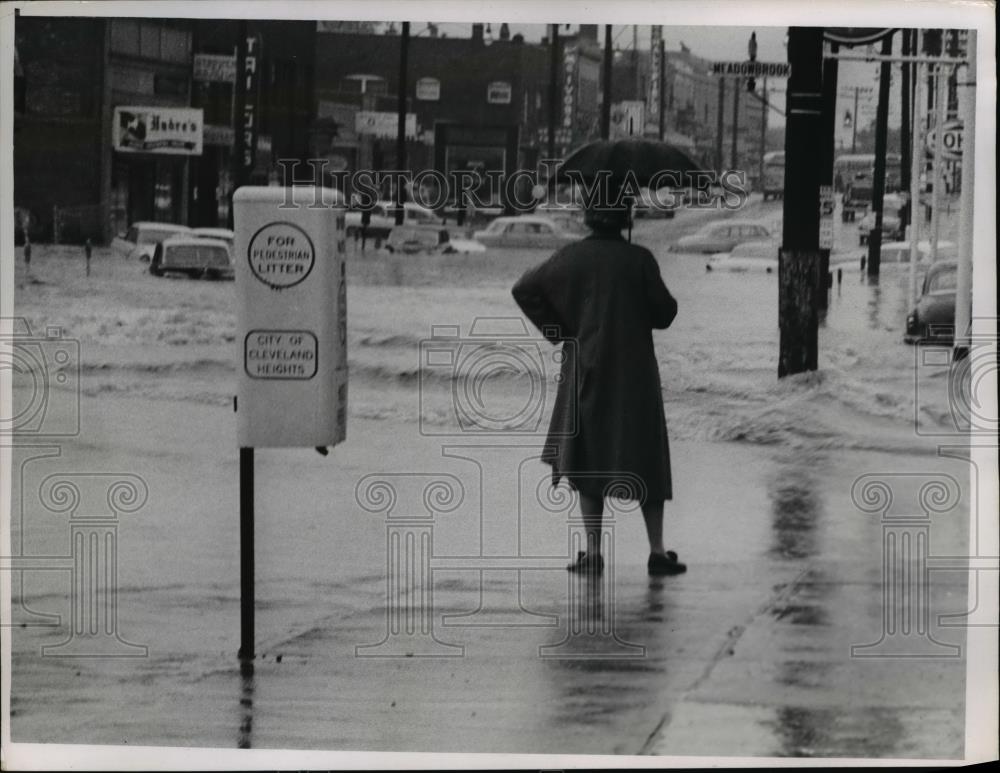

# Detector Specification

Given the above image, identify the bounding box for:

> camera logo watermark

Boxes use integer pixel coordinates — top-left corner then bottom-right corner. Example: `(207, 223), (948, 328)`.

(419, 317), (577, 437)
(0, 319), (80, 438)
(2, 471), (149, 657)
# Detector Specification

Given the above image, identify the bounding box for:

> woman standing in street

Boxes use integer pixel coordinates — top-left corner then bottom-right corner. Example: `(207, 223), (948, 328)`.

(512, 201), (685, 577)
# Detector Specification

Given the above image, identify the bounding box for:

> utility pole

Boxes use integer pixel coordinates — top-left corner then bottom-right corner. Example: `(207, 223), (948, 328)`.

(779, 27), (824, 378)
(658, 38), (666, 141)
(954, 30), (975, 360)
(716, 77), (725, 171)
(866, 31), (894, 278)
(601, 25), (613, 139)
(731, 77), (740, 168)
(394, 21), (410, 225)
(851, 87), (859, 152)
(900, 29), (912, 210)
(548, 23), (559, 161)
(758, 74), (767, 190)
(907, 51), (925, 310)
(818, 40), (839, 310)
(929, 61), (947, 262)
(632, 24), (640, 100)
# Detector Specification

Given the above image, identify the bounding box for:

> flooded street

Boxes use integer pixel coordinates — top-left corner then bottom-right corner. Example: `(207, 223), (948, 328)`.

(7, 196), (976, 757)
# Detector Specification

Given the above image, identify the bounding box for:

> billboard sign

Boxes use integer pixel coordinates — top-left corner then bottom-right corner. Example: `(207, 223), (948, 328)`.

(113, 107), (203, 155)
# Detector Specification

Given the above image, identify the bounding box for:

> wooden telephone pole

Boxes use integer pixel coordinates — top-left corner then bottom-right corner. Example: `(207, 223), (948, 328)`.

(778, 27), (825, 378)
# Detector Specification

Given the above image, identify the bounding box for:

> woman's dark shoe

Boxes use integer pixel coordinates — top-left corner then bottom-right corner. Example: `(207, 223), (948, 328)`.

(567, 550), (604, 575)
(648, 550), (687, 576)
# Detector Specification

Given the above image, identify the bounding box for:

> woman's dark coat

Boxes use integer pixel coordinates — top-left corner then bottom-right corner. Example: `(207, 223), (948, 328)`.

(512, 232), (677, 503)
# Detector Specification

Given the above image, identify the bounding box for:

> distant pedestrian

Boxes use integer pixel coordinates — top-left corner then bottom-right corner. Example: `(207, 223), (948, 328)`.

(23, 239), (31, 271)
(84, 238), (92, 277)
(512, 198), (686, 578)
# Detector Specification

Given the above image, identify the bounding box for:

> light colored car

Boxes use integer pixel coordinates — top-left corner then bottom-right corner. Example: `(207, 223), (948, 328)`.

(858, 193), (906, 245)
(150, 236), (233, 279)
(869, 240), (957, 265)
(383, 226), (485, 255)
(345, 202), (395, 239)
(633, 187), (679, 219)
(673, 220), (772, 254)
(706, 241), (779, 273)
(473, 215), (580, 249)
(191, 227), (234, 246)
(112, 222), (190, 261)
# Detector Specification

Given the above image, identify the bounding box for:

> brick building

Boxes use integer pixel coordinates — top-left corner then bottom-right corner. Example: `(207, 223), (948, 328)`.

(13, 15), (315, 242)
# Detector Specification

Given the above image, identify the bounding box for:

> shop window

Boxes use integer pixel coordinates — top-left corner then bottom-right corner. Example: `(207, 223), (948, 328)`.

(154, 73), (187, 97)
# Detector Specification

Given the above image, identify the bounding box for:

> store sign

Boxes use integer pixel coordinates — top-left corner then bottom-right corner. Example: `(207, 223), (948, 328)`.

(193, 54), (236, 83)
(925, 119), (964, 161)
(234, 186), (348, 448)
(487, 81), (512, 104)
(204, 123), (234, 146)
(238, 36), (262, 174)
(562, 47), (577, 129)
(648, 26), (662, 126)
(416, 77), (440, 101)
(113, 106), (203, 155)
(711, 60), (791, 78)
(355, 111), (417, 139)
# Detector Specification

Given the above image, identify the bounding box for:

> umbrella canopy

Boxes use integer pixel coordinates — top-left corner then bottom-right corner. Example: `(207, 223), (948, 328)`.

(558, 137), (705, 188)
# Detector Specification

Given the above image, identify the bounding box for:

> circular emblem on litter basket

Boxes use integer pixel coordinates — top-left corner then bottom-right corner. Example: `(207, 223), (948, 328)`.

(247, 221), (315, 289)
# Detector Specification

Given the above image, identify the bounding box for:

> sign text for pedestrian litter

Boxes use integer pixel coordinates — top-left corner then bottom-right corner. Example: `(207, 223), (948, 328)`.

(712, 61), (791, 78)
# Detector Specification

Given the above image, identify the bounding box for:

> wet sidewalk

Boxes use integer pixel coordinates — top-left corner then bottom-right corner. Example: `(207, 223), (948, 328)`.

(8, 393), (973, 759)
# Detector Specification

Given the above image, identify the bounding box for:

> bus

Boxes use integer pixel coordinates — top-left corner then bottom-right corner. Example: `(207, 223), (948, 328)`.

(833, 153), (902, 193)
(762, 151), (784, 201)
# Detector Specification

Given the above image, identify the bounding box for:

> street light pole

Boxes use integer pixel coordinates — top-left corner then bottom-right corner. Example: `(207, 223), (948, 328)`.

(866, 31), (894, 278)
(953, 31), (975, 360)
(731, 76), (740, 168)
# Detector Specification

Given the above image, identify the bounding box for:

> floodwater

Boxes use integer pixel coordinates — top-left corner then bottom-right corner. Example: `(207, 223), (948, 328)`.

(7, 197), (977, 759)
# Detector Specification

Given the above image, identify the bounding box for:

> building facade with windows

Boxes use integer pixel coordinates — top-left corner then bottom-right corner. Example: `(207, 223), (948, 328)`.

(14, 15), (315, 242)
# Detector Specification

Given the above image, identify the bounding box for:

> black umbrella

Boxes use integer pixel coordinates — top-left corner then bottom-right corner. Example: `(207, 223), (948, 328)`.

(556, 137), (706, 241)
(559, 137), (704, 188)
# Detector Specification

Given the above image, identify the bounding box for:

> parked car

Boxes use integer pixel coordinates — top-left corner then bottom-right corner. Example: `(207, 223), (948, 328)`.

(190, 227), (234, 247)
(150, 236), (233, 279)
(632, 187), (678, 219)
(866, 240), (957, 265)
(841, 175), (873, 222)
(905, 261), (966, 343)
(473, 215), (581, 249)
(673, 220), (772, 254)
(857, 193), (906, 245)
(383, 226), (485, 255)
(112, 222), (190, 261)
(706, 241), (779, 273)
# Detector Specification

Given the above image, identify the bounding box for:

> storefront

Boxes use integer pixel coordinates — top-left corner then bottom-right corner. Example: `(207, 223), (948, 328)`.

(110, 105), (203, 234)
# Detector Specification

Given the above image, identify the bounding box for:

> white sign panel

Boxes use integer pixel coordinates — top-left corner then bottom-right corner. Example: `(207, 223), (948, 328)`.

(355, 111), (418, 139)
(193, 54), (236, 83)
(925, 119), (963, 161)
(487, 81), (512, 104)
(234, 187), (348, 448)
(416, 77), (440, 101)
(819, 184), (835, 249)
(113, 106), (203, 156)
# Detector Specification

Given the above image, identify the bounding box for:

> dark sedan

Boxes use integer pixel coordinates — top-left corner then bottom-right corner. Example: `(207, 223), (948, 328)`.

(905, 261), (966, 343)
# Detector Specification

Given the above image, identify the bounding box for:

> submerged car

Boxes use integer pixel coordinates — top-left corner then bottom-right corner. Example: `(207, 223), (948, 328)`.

(383, 226), (485, 255)
(632, 186), (678, 219)
(905, 260), (966, 343)
(865, 240), (957, 266)
(673, 220), (772, 254)
(112, 222), (190, 262)
(706, 241), (779, 273)
(473, 216), (580, 249)
(150, 236), (234, 279)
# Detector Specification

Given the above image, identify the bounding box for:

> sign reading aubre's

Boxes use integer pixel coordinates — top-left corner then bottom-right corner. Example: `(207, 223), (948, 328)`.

(234, 187), (347, 448)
